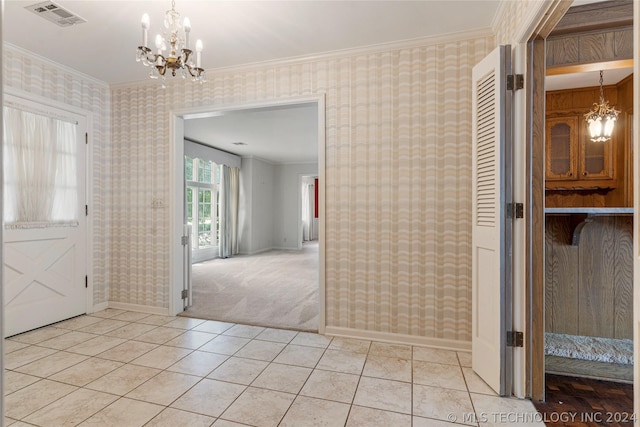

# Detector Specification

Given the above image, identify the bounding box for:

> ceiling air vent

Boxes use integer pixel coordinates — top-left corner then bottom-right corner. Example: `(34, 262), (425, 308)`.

(26, 1), (86, 27)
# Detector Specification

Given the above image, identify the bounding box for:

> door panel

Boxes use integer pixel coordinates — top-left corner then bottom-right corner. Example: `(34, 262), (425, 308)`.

(5, 227), (85, 336)
(3, 97), (87, 337)
(471, 45), (513, 395)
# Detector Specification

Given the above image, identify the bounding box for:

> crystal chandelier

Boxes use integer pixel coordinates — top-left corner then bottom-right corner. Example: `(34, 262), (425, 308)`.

(584, 70), (619, 142)
(136, 0), (206, 86)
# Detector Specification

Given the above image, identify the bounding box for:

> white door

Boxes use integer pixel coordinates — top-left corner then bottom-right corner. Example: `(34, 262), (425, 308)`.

(471, 45), (514, 395)
(3, 96), (87, 337)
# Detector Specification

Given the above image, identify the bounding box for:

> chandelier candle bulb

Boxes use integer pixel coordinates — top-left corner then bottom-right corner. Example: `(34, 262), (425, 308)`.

(141, 13), (150, 47)
(196, 40), (202, 68)
(155, 34), (163, 54)
(184, 17), (191, 49)
(196, 39), (202, 68)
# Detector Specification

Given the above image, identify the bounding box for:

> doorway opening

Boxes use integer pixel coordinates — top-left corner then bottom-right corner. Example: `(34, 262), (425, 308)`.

(168, 96), (326, 333)
(526, 0), (635, 417)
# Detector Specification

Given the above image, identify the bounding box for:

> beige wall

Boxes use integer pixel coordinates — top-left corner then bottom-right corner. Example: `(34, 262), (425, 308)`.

(3, 44), (112, 307)
(111, 31), (494, 345)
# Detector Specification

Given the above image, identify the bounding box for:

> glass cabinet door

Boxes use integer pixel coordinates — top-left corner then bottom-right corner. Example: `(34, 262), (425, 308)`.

(546, 116), (578, 180)
(580, 124), (614, 180)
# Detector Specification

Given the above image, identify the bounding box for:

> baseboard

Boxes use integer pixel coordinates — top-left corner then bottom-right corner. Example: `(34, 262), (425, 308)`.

(324, 326), (471, 352)
(238, 246), (306, 256)
(88, 302), (108, 314)
(238, 248), (265, 256)
(108, 302), (170, 316)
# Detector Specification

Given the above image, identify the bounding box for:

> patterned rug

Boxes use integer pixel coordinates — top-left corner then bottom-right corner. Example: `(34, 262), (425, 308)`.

(545, 332), (633, 365)
(179, 241), (319, 331)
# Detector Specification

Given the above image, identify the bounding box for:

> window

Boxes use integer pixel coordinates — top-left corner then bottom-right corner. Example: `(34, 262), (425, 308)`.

(185, 156), (220, 257)
(3, 105), (80, 226)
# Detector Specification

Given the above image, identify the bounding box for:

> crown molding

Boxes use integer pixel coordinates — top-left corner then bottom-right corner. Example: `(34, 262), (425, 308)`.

(4, 42), (110, 89)
(111, 26), (494, 90)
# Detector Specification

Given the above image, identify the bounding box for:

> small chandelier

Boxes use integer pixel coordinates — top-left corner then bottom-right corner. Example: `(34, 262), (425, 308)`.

(136, 0), (206, 86)
(584, 70), (619, 142)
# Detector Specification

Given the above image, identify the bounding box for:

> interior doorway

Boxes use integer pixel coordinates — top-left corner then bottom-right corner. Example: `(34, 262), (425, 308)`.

(168, 96), (326, 333)
(526, 0), (636, 407)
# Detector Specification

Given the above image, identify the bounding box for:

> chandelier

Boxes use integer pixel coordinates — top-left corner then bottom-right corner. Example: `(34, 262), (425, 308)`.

(136, 0), (206, 85)
(584, 70), (619, 142)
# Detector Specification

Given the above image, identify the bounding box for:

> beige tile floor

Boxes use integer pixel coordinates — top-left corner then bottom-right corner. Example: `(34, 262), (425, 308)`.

(3, 309), (544, 426)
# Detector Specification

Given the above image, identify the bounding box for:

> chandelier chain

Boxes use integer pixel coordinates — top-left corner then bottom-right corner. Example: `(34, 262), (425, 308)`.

(599, 70), (604, 101)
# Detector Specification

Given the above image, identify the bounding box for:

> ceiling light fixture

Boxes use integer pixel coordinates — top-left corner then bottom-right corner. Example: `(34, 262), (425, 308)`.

(584, 70), (619, 142)
(136, 0), (206, 86)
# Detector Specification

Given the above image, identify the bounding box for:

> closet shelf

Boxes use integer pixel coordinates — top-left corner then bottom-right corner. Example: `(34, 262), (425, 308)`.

(544, 207), (633, 215)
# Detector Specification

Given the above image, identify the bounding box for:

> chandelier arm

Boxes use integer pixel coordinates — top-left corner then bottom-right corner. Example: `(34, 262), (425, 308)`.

(154, 55), (168, 76)
(182, 49), (192, 65)
(184, 63), (196, 78)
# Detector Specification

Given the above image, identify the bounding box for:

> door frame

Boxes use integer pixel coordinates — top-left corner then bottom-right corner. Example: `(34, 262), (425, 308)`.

(524, 0), (639, 402)
(3, 87), (94, 321)
(168, 94), (327, 333)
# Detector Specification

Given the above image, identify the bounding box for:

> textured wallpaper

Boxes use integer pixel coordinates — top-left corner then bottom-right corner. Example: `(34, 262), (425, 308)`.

(3, 45), (112, 307)
(493, 0), (547, 45)
(111, 32), (494, 343)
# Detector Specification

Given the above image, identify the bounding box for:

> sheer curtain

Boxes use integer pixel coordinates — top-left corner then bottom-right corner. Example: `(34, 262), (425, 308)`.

(3, 106), (78, 226)
(219, 165), (240, 258)
(301, 177), (318, 242)
(301, 180), (316, 241)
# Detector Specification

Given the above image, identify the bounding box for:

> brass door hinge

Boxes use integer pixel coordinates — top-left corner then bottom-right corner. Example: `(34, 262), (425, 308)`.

(507, 331), (523, 347)
(506, 74), (524, 91)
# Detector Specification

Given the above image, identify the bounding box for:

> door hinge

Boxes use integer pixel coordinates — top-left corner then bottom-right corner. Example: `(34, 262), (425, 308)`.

(507, 331), (524, 347)
(181, 289), (188, 299)
(85, 205), (89, 216)
(85, 132), (88, 144)
(85, 275), (88, 288)
(506, 202), (524, 219)
(506, 74), (524, 91)
(181, 235), (189, 246)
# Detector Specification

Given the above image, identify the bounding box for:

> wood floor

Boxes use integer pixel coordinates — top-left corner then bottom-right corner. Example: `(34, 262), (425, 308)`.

(534, 374), (634, 426)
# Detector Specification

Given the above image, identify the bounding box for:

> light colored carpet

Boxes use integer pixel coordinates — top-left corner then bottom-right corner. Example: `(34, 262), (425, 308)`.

(179, 241), (319, 331)
(545, 332), (633, 365)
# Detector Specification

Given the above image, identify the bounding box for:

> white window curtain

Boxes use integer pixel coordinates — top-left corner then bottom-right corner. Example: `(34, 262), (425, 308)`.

(301, 180), (317, 242)
(3, 106), (78, 227)
(219, 165), (240, 258)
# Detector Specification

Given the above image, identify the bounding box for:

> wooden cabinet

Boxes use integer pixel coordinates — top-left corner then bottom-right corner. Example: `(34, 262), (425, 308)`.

(545, 113), (615, 190)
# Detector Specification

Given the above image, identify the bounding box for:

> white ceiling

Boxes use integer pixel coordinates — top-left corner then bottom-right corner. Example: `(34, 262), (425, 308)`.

(546, 67), (633, 92)
(4, 0), (501, 85)
(184, 103), (318, 164)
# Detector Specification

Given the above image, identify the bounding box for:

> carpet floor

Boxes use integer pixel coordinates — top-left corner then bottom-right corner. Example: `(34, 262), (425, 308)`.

(179, 241), (319, 331)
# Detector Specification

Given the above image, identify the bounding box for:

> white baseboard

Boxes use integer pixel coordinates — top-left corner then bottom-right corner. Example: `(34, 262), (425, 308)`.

(323, 326), (471, 352)
(88, 302), (108, 314)
(238, 245), (306, 255)
(108, 302), (170, 316)
(271, 246), (301, 251)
